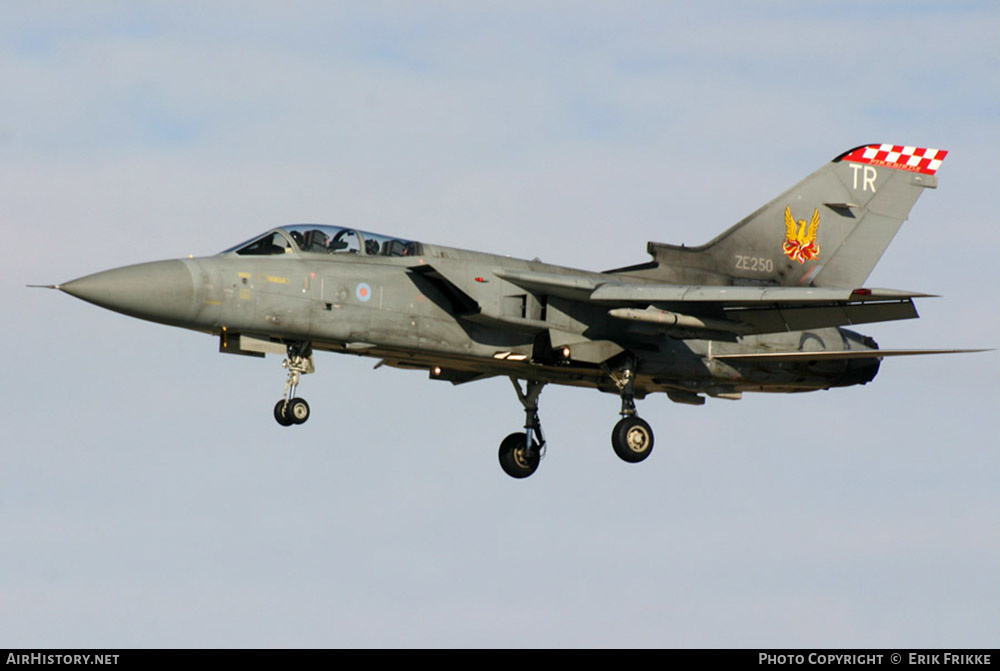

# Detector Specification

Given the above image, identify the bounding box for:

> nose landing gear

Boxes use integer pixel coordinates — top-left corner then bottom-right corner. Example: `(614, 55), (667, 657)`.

(274, 397), (310, 426)
(273, 342), (313, 427)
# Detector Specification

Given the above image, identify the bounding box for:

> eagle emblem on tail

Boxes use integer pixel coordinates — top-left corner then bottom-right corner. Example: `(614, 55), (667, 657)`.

(782, 206), (821, 263)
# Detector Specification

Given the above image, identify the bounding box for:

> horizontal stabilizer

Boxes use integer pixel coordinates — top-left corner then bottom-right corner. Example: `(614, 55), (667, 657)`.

(712, 348), (989, 362)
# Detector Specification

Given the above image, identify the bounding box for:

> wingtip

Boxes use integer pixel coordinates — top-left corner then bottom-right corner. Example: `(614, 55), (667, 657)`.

(851, 288), (939, 300)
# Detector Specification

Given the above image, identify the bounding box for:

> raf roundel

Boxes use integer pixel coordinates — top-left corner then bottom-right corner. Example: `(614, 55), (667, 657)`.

(355, 282), (372, 302)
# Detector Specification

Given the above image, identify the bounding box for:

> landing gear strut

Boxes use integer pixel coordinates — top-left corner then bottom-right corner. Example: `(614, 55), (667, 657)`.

(606, 358), (655, 463)
(498, 378), (546, 479)
(274, 342), (313, 427)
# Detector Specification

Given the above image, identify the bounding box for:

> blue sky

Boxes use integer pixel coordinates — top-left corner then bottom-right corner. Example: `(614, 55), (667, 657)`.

(2, 2), (997, 647)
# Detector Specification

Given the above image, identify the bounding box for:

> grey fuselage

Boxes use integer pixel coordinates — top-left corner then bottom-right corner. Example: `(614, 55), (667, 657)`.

(60, 225), (878, 401)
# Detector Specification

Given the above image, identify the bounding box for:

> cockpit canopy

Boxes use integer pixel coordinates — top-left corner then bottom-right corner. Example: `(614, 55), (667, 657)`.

(223, 225), (420, 258)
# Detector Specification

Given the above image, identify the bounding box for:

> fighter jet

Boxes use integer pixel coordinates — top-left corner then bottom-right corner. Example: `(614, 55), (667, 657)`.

(42, 144), (982, 478)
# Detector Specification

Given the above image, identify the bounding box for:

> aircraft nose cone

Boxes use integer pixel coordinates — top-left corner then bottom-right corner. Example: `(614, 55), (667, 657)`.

(60, 260), (196, 325)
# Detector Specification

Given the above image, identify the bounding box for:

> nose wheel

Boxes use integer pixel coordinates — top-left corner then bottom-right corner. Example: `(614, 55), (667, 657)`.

(274, 397), (310, 426)
(273, 342), (314, 427)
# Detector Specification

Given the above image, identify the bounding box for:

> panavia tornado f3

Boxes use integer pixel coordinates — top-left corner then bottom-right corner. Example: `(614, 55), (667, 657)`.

(43, 144), (983, 478)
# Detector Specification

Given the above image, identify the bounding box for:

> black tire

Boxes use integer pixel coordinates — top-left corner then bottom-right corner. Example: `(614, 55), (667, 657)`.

(287, 397), (310, 425)
(498, 432), (541, 479)
(274, 400), (293, 427)
(612, 416), (654, 463)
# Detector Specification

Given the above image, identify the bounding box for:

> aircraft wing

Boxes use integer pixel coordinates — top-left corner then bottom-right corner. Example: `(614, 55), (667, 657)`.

(493, 269), (932, 337)
(588, 284), (932, 304)
(710, 348), (989, 362)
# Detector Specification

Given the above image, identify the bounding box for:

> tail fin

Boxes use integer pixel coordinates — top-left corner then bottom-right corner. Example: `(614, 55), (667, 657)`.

(618, 144), (947, 288)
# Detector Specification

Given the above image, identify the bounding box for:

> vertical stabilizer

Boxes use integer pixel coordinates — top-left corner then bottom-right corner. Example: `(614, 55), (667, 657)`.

(617, 144), (947, 288)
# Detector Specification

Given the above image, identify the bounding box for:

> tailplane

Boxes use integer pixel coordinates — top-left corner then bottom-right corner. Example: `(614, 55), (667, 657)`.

(615, 144), (947, 288)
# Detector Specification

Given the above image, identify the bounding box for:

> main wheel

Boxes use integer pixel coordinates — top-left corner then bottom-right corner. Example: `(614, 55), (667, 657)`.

(498, 432), (541, 479)
(274, 400), (293, 427)
(286, 397), (310, 425)
(612, 416), (654, 463)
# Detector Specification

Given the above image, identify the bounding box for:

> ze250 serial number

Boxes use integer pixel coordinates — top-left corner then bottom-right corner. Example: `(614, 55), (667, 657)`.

(734, 255), (774, 272)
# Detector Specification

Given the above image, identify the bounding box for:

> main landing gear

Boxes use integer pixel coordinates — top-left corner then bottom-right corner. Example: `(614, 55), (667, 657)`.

(273, 342), (314, 427)
(607, 359), (654, 464)
(496, 361), (655, 479)
(498, 378), (546, 479)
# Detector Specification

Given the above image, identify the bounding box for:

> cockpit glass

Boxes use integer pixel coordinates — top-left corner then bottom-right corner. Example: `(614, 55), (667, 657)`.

(291, 227), (361, 254)
(227, 231), (294, 256)
(223, 225), (419, 257)
(286, 225), (418, 257)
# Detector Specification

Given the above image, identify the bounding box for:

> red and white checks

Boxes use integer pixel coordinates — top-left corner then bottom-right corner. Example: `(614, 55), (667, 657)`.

(840, 144), (948, 175)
